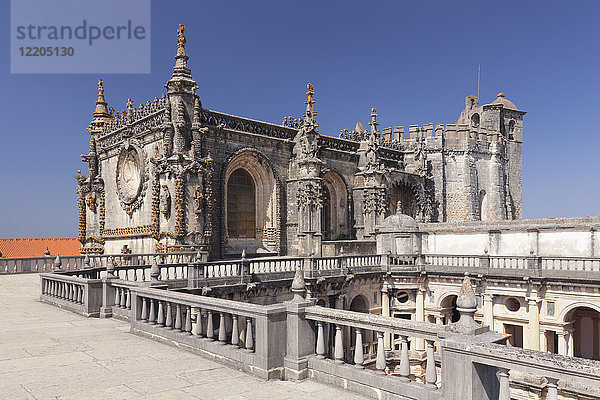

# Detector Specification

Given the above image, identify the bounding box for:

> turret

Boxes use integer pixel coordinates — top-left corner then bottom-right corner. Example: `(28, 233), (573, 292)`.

(165, 24), (199, 157)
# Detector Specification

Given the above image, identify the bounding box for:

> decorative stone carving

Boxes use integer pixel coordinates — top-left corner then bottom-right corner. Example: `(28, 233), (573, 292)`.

(116, 143), (148, 216)
(297, 181), (323, 209)
(85, 192), (97, 212)
(363, 187), (388, 214)
(193, 183), (203, 214)
(160, 185), (171, 218)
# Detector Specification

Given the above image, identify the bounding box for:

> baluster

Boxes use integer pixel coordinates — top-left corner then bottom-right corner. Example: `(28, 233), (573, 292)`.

(399, 335), (410, 382)
(245, 318), (253, 351)
(175, 304), (183, 330)
(316, 321), (325, 359)
(51, 281), (56, 296)
(195, 309), (204, 337)
(165, 302), (173, 329)
(546, 377), (558, 400)
(125, 289), (131, 310)
(354, 329), (364, 369)
(218, 313), (227, 343)
(148, 299), (156, 324)
(141, 298), (148, 321)
(425, 339), (437, 388)
(115, 286), (121, 308)
(231, 315), (239, 348)
(76, 285), (82, 304)
(120, 288), (126, 308)
(206, 310), (214, 340)
(157, 301), (165, 326)
(498, 368), (510, 400)
(376, 331), (386, 373)
(184, 306), (192, 334)
(334, 325), (344, 364)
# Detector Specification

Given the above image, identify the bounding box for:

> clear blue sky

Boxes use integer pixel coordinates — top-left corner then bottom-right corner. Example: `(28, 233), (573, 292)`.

(1, 0), (599, 238)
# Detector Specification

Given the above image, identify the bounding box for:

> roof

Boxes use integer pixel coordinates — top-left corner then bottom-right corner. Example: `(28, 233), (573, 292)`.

(0, 238), (80, 258)
(487, 92), (518, 111)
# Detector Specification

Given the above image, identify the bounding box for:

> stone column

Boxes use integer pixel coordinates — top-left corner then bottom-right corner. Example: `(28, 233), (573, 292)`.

(415, 288), (425, 351)
(593, 316), (599, 360)
(527, 298), (540, 350)
(381, 286), (392, 349)
(558, 330), (568, 356)
(568, 328), (574, 357)
(483, 293), (494, 331)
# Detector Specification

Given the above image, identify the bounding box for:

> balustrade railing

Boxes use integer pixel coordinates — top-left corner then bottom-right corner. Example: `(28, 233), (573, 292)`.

(541, 256), (600, 272)
(489, 256), (527, 269)
(305, 305), (444, 399)
(463, 343), (600, 400)
(130, 286), (287, 379)
(40, 273), (103, 317)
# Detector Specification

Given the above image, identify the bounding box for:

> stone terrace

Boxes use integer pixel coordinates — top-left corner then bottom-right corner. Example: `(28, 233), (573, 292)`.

(0, 274), (367, 400)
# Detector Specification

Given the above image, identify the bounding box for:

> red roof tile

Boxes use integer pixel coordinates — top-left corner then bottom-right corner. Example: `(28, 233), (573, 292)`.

(0, 238), (80, 258)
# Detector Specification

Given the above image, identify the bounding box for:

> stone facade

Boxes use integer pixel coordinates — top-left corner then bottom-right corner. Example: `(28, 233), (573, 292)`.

(77, 24), (524, 260)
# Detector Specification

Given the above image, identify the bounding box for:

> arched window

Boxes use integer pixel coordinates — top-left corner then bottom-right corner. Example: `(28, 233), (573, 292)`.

(471, 113), (480, 127)
(508, 120), (515, 140)
(321, 184), (332, 240)
(227, 169), (256, 238)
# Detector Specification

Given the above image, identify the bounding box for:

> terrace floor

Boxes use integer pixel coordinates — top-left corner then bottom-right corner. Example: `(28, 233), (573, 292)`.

(0, 274), (367, 400)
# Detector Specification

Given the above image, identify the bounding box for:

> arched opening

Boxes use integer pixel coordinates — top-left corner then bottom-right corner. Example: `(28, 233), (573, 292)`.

(471, 113), (480, 127)
(566, 306), (600, 360)
(389, 182), (417, 218)
(227, 169), (256, 239)
(350, 295), (369, 313)
(321, 185), (332, 240)
(224, 150), (278, 255)
(508, 120), (515, 140)
(322, 171), (349, 240)
(478, 190), (488, 221)
(440, 295), (460, 324)
(349, 295), (371, 359)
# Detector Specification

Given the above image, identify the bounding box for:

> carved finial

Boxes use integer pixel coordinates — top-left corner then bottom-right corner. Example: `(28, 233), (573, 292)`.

(53, 254), (62, 271)
(126, 98), (134, 110)
(176, 24), (187, 57)
(291, 266), (306, 301)
(396, 200), (403, 215)
(97, 79), (105, 99)
(150, 256), (160, 282)
(369, 107), (379, 133)
(106, 257), (115, 277)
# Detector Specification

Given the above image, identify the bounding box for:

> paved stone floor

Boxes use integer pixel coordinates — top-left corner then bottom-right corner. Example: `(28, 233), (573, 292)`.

(0, 274), (367, 400)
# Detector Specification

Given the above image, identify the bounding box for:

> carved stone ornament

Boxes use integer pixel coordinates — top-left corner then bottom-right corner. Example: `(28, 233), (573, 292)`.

(297, 181), (323, 209)
(363, 187), (387, 214)
(193, 184), (203, 214)
(85, 192), (97, 212)
(116, 142), (148, 215)
(160, 184), (171, 218)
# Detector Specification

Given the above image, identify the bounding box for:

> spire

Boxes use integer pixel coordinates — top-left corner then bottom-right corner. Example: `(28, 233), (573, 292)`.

(303, 83), (318, 130)
(168, 23), (195, 85)
(89, 79), (113, 133)
(368, 107), (379, 133)
(92, 79), (111, 118)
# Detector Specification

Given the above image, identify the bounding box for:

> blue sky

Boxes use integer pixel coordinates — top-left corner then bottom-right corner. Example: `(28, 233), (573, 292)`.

(1, 0), (599, 237)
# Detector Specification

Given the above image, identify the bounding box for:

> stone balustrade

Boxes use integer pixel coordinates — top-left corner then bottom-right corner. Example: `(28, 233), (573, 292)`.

(1, 252), (196, 275)
(451, 342), (600, 400)
(304, 305), (444, 399)
(129, 287), (287, 379)
(39, 260), (600, 400)
(40, 273), (103, 317)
